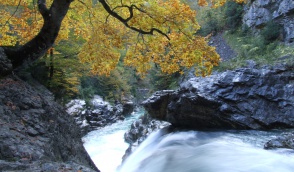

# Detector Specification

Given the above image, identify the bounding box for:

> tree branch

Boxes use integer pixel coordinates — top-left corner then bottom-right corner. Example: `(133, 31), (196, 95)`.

(99, 0), (170, 40)
(2, 0), (22, 28)
(38, 0), (49, 18)
(77, 0), (94, 26)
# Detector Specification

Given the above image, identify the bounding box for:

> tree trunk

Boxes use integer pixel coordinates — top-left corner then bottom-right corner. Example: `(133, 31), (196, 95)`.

(4, 0), (73, 69)
(49, 48), (54, 79)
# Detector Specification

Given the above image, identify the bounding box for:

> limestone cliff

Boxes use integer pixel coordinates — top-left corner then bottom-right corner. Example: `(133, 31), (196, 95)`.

(243, 0), (294, 43)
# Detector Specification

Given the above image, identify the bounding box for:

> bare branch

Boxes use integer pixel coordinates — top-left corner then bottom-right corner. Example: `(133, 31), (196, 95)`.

(99, 0), (170, 40)
(2, 0), (22, 28)
(77, 0), (94, 26)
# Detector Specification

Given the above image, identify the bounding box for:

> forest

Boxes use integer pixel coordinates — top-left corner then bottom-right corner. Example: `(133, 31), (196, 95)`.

(0, 0), (244, 103)
(1, 0), (293, 104)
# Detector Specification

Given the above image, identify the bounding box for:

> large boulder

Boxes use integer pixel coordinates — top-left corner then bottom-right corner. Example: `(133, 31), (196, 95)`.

(0, 76), (99, 171)
(66, 95), (135, 135)
(142, 63), (294, 130)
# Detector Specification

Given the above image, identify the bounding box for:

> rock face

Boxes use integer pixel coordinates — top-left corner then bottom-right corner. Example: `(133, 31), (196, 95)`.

(243, 0), (294, 43)
(142, 63), (294, 130)
(66, 96), (135, 135)
(123, 113), (170, 161)
(0, 48), (13, 76)
(0, 76), (99, 171)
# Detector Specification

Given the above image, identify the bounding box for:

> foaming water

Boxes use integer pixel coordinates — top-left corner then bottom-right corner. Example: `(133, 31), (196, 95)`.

(82, 111), (294, 172)
(119, 130), (294, 172)
(82, 111), (143, 172)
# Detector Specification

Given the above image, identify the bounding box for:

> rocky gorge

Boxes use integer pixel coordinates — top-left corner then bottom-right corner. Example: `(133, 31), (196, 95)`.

(122, 0), (294, 156)
(0, 0), (294, 171)
(1, 50), (293, 172)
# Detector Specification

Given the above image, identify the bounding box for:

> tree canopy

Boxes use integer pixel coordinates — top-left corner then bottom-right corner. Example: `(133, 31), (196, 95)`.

(0, 0), (245, 77)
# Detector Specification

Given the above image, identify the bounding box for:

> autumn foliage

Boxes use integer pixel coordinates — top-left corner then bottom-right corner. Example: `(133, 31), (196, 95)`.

(0, 0), (245, 77)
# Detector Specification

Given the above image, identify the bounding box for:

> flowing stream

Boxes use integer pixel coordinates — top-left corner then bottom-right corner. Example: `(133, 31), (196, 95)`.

(83, 111), (294, 172)
(119, 129), (294, 172)
(82, 110), (143, 172)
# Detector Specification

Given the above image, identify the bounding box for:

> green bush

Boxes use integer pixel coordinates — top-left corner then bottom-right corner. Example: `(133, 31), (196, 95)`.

(147, 66), (180, 91)
(220, 30), (294, 71)
(260, 21), (281, 44)
(196, 6), (226, 36)
(225, 1), (243, 32)
(196, 1), (243, 36)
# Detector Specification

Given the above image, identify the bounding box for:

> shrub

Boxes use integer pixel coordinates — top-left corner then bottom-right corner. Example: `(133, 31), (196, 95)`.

(196, 6), (226, 36)
(260, 21), (281, 44)
(225, 1), (244, 32)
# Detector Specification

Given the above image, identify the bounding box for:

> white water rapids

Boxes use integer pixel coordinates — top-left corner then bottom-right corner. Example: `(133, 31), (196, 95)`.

(83, 111), (294, 172)
(82, 110), (143, 172)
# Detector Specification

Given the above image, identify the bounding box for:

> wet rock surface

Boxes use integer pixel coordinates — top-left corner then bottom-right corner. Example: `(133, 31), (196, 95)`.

(142, 63), (294, 130)
(0, 76), (99, 172)
(264, 132), (294, 150)
(122, 113), (170, 161)
(66, 96), (135, 136)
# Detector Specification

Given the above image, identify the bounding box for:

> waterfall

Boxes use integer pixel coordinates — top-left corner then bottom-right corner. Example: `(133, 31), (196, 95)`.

(119, 130), (294, 172)
(82, 110), (294, 172)
(82, 110), (143, 172)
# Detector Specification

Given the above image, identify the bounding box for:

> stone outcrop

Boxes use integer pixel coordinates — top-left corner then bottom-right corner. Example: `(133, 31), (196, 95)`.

(0, 76), (99, 171)
(142, 63), (294, 130)
(66, 96), (135, 135)
(243, 0), (294, 43)
(123, 113), (170, 161)
(121, 100), (135, 116)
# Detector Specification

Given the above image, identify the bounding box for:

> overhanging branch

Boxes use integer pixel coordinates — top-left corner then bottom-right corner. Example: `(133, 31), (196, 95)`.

(99, 0), (170, 40)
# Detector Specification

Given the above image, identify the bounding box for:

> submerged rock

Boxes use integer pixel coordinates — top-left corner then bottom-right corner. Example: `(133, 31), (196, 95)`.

(142, 64), (294, 130)
(0, 76), (99, 171)
(264, 132), (294, 149)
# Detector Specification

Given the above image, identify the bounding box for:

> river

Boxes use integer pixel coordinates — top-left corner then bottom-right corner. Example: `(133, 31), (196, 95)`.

(82, 110), (143, 172)
(83, 111), (294, 172)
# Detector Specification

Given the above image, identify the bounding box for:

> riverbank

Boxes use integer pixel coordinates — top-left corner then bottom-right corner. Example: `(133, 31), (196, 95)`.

(0, 75), (98, 171)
